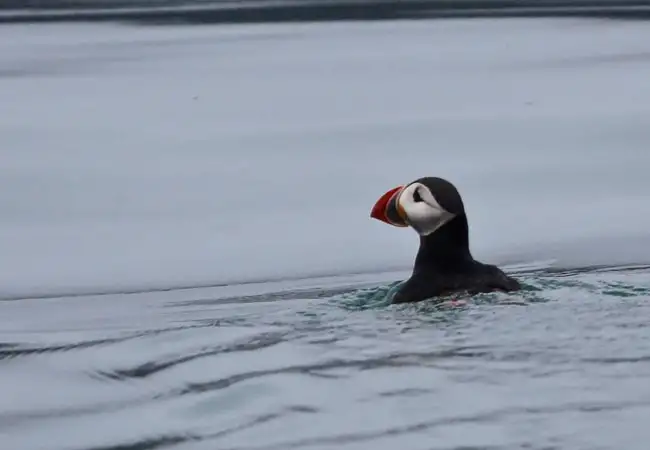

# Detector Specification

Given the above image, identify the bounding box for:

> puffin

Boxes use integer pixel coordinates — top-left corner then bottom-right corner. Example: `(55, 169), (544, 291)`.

(370, 176), (521, 304)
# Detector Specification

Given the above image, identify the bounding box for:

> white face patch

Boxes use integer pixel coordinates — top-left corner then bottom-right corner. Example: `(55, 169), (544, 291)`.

(397, 182), (456, 236)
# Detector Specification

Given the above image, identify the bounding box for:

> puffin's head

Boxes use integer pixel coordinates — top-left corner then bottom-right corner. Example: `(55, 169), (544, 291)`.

(370, 177), (465, 236)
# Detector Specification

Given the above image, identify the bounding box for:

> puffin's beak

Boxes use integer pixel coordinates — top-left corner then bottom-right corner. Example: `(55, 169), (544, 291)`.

(370, 185), (409, 227)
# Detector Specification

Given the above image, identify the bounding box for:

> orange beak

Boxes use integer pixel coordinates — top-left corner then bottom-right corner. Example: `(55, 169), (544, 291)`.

(370, 185), (409, 227)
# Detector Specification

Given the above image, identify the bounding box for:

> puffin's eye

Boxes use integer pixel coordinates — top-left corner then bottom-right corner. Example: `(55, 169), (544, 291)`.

(413, 189), (423, 203)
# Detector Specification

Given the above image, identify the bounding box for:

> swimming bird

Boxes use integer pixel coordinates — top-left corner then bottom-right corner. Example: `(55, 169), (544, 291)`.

(370, 176), (521, 303)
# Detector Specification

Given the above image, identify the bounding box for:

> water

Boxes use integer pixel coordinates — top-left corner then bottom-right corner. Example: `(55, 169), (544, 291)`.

(2, 17), (650, 450)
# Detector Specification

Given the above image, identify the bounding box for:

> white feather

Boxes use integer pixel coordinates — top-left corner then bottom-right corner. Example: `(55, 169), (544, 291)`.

(397, 183), (456, 236)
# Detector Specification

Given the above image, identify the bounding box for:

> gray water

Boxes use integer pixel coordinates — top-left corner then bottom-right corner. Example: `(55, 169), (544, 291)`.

(2, 17), (650, 450)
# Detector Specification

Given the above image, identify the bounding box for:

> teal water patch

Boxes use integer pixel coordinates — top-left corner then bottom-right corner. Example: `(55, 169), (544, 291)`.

(598, 281), (650, 298)
(326, 268), (650, 312)
(334, 281), (404, 311)
(331, 276), (545, 311)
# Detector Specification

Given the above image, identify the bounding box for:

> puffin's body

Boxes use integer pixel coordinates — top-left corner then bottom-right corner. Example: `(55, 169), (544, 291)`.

(370, 176), (520, 304)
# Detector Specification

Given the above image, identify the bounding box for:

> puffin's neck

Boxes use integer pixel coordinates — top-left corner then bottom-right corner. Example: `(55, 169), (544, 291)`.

(413, 213), (474, 272)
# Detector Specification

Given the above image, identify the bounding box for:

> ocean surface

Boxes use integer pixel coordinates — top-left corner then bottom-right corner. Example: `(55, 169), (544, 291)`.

(2, 17), (650, 450)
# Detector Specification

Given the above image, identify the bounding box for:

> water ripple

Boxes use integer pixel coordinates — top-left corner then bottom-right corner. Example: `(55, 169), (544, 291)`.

(96, 331), (289, 381)
(0, 323), (221, 361)
(192, 399), (650, 450)
(2, 266), (650, 450)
